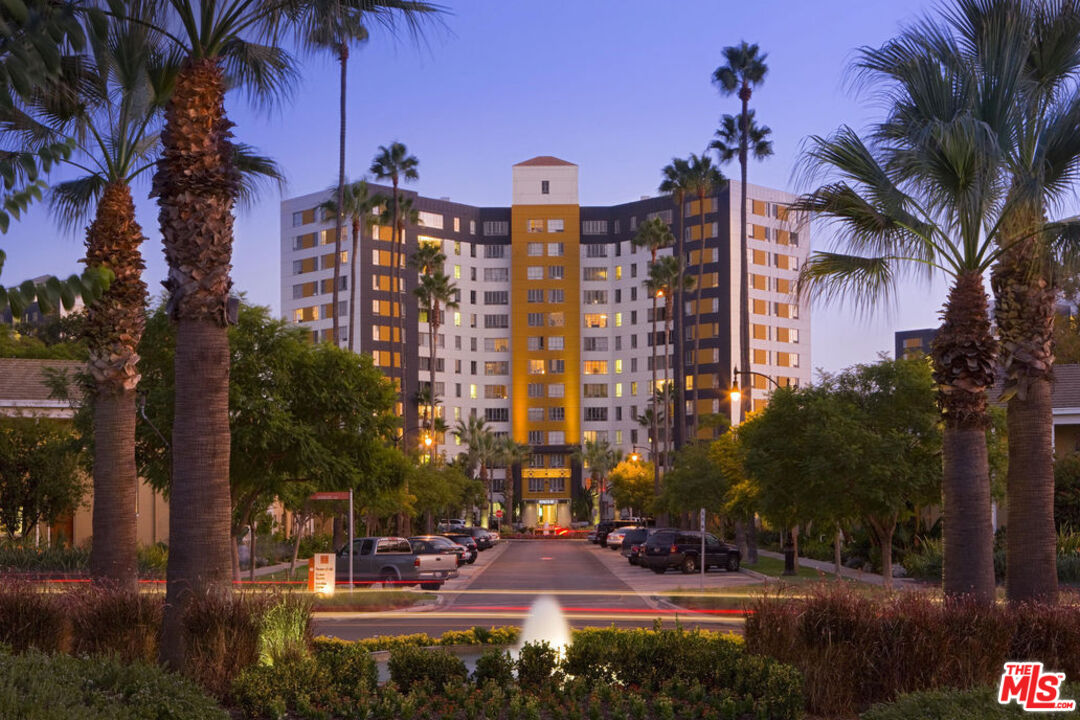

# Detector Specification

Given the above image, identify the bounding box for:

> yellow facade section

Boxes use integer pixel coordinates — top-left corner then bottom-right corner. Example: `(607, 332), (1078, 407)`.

(510, 203), (581, 449)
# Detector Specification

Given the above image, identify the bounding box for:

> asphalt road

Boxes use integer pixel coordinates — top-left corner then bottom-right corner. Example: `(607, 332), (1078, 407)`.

(314, 540), (743, 640)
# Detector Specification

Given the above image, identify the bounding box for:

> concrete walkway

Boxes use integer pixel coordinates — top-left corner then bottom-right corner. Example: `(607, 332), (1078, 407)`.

(755, 549), (926, 589)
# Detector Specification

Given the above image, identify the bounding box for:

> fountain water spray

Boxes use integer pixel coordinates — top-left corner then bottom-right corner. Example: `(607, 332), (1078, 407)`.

(516, 595), (572, 658)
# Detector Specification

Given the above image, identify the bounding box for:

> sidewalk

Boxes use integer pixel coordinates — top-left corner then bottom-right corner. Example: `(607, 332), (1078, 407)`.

(755, 549), (925, 589)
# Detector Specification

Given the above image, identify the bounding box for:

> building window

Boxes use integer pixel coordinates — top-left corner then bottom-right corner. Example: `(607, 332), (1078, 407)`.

(582, 220), (608, 235)
(584, 360), (608, 375)
(528, 430), (545, 445)
(528, 242), (544, 257)
(527, 219), (544, 233)
(583, 267), (607, 281)
(485, 408), (509, 423)
(484, 385), (508, 399)
(484, 291), (509, 305)
(584, 407), (608, 422)
(527, 336), (543, 351)
(548, 336), (564, 350)
(548, 359), (565, 374)
(584, 290), (607, 305)
(528, 407), (543, 421)
(548, 312), (564, 327)
(469, 384), (478, 399)
(485, 337), (510, 352)
(292, 211), (304, 227)
(484, 244), (506, 259)
(484, 314), (509, 328)
(527, 289), (544, 303)
(527, 266), (544, 280)
(528, 359), (546, 374)
(527, 313), (545, 327)
(548, 219), (564, 233)
(483, 221), (509, 236)
(583, 337), (608, 352)
(541, 180), (550, 194)
(548, 242), (564, 256)
(615, 382), (623, 398)
(548, 383), (565, 398)
(418, 211), (443, 229)
(549, 407), (565, 421)
(484, 361), (509, 375)
(528, 476), (544, 492)
(484, 267), (509, 282)
(527, 383), (545, 398)
(584, 313), (608, 328)
(585, 244), (608, 258)
(548, 289), (564, 303)
(548, 431), (565, 444)
(548, 265), (564, 280)
(583, 383), (608, 398)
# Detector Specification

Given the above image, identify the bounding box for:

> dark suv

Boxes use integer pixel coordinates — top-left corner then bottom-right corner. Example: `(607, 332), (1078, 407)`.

(621, 527), (664, 565)
(595, 520), (642, 548)
(642, 530), (741, 574)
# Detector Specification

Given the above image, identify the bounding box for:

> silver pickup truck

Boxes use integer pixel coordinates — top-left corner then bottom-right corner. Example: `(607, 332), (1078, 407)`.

(335, 536), (457, 589)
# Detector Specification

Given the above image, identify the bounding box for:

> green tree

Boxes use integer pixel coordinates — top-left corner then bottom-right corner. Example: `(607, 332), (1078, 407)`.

(1055, 453), (1080, 532)
(572, 438), (621, 523)
(453, 416), (498, 526)
(497, 437), (529, 529)
(320, 179), (384, 353)
(411, 242), (457, 460)
(608, 459), (654, 518)
(0, 416), (84, 540)
(659, 443), (728, 520)
(713, 41), (769, 423)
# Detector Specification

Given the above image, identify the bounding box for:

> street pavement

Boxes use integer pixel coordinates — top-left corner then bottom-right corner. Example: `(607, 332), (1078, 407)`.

(313, 539), (750, 640)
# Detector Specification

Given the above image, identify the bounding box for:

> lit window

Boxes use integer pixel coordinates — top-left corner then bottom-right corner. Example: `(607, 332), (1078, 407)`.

(469, 384), (477, 399)
(527, 219), (544, 233)
(453, 265), (461, 279)
(584, 361), (608, 375)
(614, 359), (623, 374)
(615, 265), (622, 280)
(528, 359), (546, 374)
(615, 383), (623, 398)
(584, 313), (608, 328)
(454, 312), (461, 326)
(614, 312), (622, 328)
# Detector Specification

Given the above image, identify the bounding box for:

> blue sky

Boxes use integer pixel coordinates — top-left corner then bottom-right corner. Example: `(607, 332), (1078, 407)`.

(2, 0), (951, 373)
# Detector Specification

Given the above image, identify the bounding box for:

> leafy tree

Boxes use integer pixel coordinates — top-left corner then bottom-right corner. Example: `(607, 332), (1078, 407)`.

(1055, 453), (1080, 532)
(0, 416), (84, 540)
(0, 321), (86, 359)
(609, 460), (654, 518)
(713, 41), (769, 422)
(453, 416), (499, 526)
(572, 438), (621, 523)
(659, 443), (728, 519)
(711, 428), (758, 561)
(497, 437), (529, 529)
(0, 249), (109, 319)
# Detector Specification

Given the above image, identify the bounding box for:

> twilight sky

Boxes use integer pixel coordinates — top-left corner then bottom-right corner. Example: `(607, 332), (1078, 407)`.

(1, 0), (952, 374)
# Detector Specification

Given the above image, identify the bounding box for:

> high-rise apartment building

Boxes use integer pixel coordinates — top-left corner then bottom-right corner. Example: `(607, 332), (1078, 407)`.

(281, 157), (811, 527)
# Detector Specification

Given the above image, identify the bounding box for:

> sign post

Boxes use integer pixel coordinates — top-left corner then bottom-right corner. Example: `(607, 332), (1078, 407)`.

(308, 553), (336, 594)
(308, 491), (353, 591)
(700, 508), (706, 591)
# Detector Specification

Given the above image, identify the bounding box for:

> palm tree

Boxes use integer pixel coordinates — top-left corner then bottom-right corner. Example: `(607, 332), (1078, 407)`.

(454, 416), (499, 526)
(795, 111), (1012, 602)
(680, 154), (725, 439)
(858, 0), (1080, 604)
(320, 179), (383, 353)
(370, 142), (420, 412)
(633, 217), (674, 500)
(649, 256), (695, 472)
(572, 438), (621, 522)
(0, 250), (108, 318)
(659, 157), (690, 448)
(413, 263), (458, 462)
(713, 41), (769, 423)
(497, 437), (529, 530)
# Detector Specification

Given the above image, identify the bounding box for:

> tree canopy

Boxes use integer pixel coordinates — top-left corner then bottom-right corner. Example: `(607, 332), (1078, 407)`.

(0, 416), (84, 540)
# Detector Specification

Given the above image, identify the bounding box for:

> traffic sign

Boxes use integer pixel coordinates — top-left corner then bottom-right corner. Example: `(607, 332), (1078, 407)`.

(495, 510), (504, 518)
(309, 491), (350, 501)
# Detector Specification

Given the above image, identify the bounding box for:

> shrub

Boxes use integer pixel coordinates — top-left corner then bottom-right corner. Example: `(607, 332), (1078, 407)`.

(516, 641), (563, 690)
(257, 594), (312, 666)
(472, 647), (515, 688)
(137, 542), (169, 577)
(67, 584), (161, 663)
(861, 684), (1080, 720)
(0, 647), (226, 719)
(0, 543), (89, 573)
(387, 645), (467, 691)
(746, 585), (1080, 716)
(0, 578), (68, 652)
(312, 636), (378, 694)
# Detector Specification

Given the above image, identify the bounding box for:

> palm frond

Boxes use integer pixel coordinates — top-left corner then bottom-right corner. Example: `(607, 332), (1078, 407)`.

(233, 142), (285, 209)
(218, 38), (299, 110)
(796, 251), (897, 315)
(48, 174), (107, 230)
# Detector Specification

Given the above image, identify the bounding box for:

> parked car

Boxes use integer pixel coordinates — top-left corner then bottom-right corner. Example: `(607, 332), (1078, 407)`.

(595, 520), (641, 548)
(641, 530), (741, 574)
(442, 533), (478, 564)
(606, 527), (637, 550)
(621, 527), (663, 565)
(466, 526), (495, 550)
(409, 536), (467, 576)
(335, 536), (451, 589)
(586, 528), (598, 543)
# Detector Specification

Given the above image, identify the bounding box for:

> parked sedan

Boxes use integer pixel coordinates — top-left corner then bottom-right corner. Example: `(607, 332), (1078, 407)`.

(606, 527), (637, 551)
(466, 526), (495, 550)
(442, 533), (478, 564)
(642, 530), (741, 574)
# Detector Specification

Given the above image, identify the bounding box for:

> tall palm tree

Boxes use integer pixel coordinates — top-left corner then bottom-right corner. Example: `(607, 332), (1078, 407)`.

(859, 0), (1080, 604)
(454, 416), (498, 526)
(680, 154), (725, 439)
(659, 157), (691, 448)
(633, 217), (674, 501)
(649, 255), (695, 472)
(795, 112), (1011, 602)
(572, 438), (620, 522)
(370, 142), (419, 411)
(497, 437), (529, 530)
(413, 262), (457, 461)
(713, 41), (769, 423)
(320, 179), (383, 353)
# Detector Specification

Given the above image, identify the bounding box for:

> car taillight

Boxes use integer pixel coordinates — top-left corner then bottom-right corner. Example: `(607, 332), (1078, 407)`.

(414, 557), (421, 567)
(670, 544), (678, 553)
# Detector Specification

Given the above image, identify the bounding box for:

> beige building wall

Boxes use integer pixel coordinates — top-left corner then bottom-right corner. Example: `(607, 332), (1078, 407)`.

(70, 477), (169, 548)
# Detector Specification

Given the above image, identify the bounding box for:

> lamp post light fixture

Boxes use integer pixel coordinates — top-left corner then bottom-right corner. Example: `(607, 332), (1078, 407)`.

(628, 445), (652, 463)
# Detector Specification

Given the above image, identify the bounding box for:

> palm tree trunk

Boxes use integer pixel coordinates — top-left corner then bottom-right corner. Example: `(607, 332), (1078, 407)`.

(650, 252), (660, 501)
(931, 270), (997, 604)
(674, 201), (687, 451)
(153, 58), (238, 670)
(331, 45), (348, 347)
(348, 217), (360, 353)
(992, 206), (1057, 604)
(664, 298), (673, 471)
(738, 89), (752, 421)
(429, 309), (438, 463)
(693, 193), (707, 439)
(84, 182), (146, 589)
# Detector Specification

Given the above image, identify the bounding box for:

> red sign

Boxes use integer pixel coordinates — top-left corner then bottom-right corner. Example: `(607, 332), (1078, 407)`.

(495, 510), (504, 518)
(309, 491), (350, 501)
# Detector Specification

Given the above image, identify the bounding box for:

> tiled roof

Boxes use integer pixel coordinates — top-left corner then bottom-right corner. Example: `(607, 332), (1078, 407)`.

(0, 358), (83, 402)
(514, 156), (576, 167)
(989, 364), (1080, 408)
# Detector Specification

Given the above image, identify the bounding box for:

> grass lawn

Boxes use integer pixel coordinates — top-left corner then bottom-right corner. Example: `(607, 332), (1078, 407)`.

(307, 589), (436, 612)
